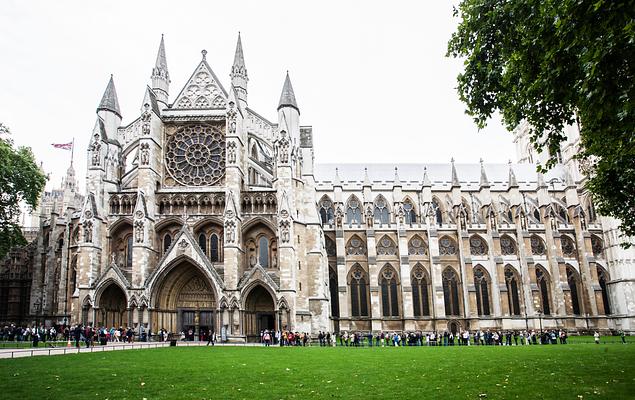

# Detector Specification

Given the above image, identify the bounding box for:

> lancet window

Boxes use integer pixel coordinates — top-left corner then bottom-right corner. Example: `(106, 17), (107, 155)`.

(319, 196), (335, 225)
(373, 196), (390, 225)
(504, 266), (521, 316)
(473, 266), (491, 316)
(380, 265), (400, 317)
(535, 265), (551, 315)
(346, 196), (363, 225)
(442, 267), (461, 316)
(411, 265), (430, 317)
(350, 265), (369, 317)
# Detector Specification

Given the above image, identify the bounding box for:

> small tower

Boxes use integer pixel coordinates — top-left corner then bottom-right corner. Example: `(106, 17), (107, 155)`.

(96, 75), (122, 141)
(230, 32), (248, 109)
(277, 72), (300, 146)
(151, 34), (170, 109)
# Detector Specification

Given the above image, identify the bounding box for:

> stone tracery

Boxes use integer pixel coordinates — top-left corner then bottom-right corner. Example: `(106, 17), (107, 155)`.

(165, 124), (225, 186)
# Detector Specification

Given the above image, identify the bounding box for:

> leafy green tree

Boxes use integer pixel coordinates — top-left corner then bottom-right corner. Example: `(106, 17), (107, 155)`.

(447, 0), (635, 238)
(0, 123), (47, 258)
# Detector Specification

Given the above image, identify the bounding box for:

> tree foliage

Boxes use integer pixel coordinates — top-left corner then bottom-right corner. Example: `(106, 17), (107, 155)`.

(0, 123), (47, 258)
(447, 0), (635, 238)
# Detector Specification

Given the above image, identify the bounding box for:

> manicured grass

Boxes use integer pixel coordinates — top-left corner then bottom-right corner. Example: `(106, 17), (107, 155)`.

(0, 343), (634, 399)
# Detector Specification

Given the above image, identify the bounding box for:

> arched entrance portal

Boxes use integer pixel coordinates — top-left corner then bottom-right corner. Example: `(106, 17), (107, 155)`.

(448, 320), (461, 335)
(98, 284), (127, 328)
(244, 285), (275, 342)
(153, 261), (216, 340)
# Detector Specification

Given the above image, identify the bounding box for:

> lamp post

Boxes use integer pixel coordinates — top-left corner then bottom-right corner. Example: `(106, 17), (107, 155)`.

(536, 308), (543, 333)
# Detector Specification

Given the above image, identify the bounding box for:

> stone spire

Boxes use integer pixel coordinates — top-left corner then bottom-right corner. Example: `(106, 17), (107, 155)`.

(363, 167), (372, 187)
(508, 160), (519, 188)
(422, 167), (431, 187)
(333, 167), (342, 187)
(277, 72), (299, 113)
(393, 167), (402, 187)
(97, 75), (121, 118)
(151, 34), (170, 107)
(450, 158), (460, 188)
(479, 158), (490, 188)
(231, 32), (248, 108)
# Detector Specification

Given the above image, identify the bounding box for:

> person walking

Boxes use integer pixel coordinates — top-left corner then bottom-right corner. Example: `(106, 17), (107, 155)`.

(620, 330), (626, 344)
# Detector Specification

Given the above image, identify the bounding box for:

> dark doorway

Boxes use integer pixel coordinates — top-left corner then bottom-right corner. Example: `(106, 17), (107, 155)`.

(244, 285), (275, 342)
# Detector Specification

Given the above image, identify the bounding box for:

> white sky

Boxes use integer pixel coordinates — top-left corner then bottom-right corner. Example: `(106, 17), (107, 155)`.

(0, 0), (516, 193)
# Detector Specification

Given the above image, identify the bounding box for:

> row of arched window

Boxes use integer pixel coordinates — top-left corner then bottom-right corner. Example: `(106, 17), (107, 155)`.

(333, 233), (604, 259)
(318, 194), (598, 228)
(329, 263), (611, 319)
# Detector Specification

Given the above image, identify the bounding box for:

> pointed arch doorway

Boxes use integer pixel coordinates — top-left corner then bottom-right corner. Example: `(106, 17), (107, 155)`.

(98, 283), (127, 328)
(153, 260), (217, 340)
(244, 285), (275, 342)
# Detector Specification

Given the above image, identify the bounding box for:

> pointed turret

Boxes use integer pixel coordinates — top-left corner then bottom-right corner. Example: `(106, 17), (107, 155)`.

(278, 72), (299, 113)
(479, 158), (490, 188)
(450, 158), (460, 188)
(333, 167), (342, 187)
(96, 76), (122, 141)
(422, 167), (431, 188)
(151, 34), (170, 107)
(363, 167), (372, 187)
(507, 161), (519, 188)
(230, 32), (248, 109)
(97, 75), (121, 118)
(393, 167), (402, 187)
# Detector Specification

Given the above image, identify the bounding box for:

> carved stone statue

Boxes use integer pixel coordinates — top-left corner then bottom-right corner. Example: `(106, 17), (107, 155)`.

(227, 141), (237, 164)
(83, 220), (93, 243)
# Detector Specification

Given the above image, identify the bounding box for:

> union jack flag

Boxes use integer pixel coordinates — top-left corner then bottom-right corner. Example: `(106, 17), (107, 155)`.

(51, 142), (73, 150)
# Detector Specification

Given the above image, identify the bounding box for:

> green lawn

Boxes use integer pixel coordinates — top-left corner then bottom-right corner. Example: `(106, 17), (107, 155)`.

(0, 343), (633, 399)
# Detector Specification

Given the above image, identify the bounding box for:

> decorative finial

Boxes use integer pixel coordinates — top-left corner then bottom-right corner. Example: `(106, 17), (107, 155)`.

(201, 49), (207, 60)
(479, 158), (484, 165)
(451, 157), (455, 164)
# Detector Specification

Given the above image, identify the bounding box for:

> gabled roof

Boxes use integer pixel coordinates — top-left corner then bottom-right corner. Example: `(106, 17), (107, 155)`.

(171, 51), (228, 110)
(97, 75), (121, 118)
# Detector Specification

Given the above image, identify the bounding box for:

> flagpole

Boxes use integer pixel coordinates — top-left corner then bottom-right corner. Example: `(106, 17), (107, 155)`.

(71, 138), (74, 167)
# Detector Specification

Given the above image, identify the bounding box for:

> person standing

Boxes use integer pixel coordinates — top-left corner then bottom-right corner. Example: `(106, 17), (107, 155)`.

(594, 331), (600, 344)
(619, 330), (626, 344)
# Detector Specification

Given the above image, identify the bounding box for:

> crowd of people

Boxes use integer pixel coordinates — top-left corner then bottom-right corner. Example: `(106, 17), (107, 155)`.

(258, 329), (628, 347)
(0, 323), (150, 348)
(1, 324), (628, 348)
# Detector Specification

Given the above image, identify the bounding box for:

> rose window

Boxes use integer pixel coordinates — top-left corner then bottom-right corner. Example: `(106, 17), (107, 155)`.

(165, 124), (225, 186)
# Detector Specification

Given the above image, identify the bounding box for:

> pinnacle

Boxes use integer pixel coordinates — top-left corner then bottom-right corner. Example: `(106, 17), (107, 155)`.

(277, 72), (299, 113)
(97, 75), (121, 118)
(233, 32), (246, 70)
(155, 35), (168, 73)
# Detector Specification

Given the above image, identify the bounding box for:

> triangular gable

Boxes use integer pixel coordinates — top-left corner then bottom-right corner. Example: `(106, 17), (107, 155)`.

(145, 224), (224, 292)
(171, 59), (228, 110)
(237, 263), (279, 292)
(142, 86), (161, 115)
(80, 193), (99, 221)
(94, 262), (131, 293)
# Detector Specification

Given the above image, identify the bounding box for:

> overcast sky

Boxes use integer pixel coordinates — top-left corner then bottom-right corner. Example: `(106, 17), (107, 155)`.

(0, 0), (516, 192)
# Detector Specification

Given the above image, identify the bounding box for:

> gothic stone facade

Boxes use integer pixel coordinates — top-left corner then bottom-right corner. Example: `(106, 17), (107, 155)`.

(3, 35), (634, 338)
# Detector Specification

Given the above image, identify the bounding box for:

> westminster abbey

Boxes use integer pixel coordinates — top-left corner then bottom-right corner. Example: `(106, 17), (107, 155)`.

(1, 34), (633, 340)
